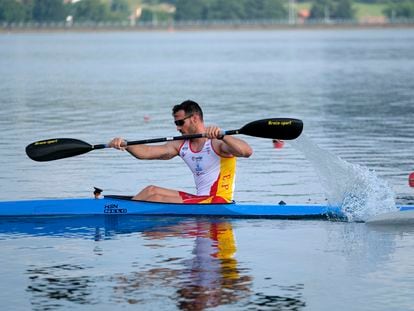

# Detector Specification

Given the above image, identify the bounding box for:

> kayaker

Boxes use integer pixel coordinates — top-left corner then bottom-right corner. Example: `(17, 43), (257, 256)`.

(108, 100), (253, 203)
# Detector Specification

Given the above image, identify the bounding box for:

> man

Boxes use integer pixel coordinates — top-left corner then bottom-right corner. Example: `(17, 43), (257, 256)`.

(109, 100), (252, 203)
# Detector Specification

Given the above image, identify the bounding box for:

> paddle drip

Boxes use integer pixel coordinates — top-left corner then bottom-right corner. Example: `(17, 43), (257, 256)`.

(289, 135), (395, 222)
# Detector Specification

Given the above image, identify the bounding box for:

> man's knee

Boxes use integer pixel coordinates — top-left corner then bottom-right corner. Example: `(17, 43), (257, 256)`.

(141, 185), (159, 196)
(147, 193), (163, 202)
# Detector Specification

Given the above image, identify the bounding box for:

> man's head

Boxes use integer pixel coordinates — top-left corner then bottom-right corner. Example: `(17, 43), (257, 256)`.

(172, 100), (204, 134)
(172, 100), (203, 121)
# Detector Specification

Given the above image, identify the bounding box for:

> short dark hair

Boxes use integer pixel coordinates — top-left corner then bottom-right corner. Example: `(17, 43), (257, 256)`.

(172, 100), (203, 121)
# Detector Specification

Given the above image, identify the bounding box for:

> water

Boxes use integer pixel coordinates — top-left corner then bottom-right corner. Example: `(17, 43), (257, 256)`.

(0, 29), (414, 310)
(1, 217), (414, 310)
(290, 134), (396, 221)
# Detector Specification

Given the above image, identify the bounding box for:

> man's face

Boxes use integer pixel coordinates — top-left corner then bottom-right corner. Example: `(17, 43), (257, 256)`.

(173, 110), (194, 134)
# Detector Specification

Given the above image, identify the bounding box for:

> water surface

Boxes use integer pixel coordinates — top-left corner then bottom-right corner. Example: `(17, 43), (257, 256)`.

(0, 29), (413, 310)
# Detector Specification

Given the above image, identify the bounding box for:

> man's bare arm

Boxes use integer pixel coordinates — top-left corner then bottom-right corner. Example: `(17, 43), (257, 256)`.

(126, 143), (179, 160)
(108, 138), (180, 160)
(218, 136), (253, 158)
(204, 126), (253, 158)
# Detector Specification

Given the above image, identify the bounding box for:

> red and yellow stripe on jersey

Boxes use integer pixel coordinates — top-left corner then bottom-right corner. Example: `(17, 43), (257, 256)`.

(178, 139), (236, 204)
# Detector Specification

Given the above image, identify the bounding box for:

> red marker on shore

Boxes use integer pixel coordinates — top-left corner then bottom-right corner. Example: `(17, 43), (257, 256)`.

(409, 172), (414, 187)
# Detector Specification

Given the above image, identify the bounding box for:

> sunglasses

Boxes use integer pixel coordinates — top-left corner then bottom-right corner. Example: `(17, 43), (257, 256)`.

(174, 114), (193, 126)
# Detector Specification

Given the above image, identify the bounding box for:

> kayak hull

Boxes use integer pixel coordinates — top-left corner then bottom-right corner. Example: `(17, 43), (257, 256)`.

(0, 196), (412, 220)
(0, 196), (346, 219)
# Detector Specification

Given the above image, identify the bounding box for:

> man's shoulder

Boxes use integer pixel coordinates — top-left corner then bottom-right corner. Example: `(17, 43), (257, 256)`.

(168, 140), (186, 152)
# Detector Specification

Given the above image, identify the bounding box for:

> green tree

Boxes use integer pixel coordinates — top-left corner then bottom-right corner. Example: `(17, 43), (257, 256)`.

(0, 0), (26, 22)
(356, 0), (387, 3)
(22, 0), (34, 21)
(175, 0), (287, 21)
(384, 0), (414, 18)
(310, 0), (334, 19)
(245, 0), (287, 19)
(334, 0), (355, 19)
(310, 0), (354, 19)
(72, 0), (110, 22)
(175, 0), (208, 21)
(110, 0), (131, 21)
(143, 0), (177, 4)
(32, 0), (67, 22)
(206, 0), (246, 20)
(139, 7), (173, 23)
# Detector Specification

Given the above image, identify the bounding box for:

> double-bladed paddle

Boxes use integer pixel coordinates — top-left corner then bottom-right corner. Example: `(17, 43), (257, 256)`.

(26, 118), (303, 162)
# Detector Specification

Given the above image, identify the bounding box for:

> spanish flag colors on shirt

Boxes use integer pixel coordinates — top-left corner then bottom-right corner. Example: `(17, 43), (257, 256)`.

(178, 139), (236, 204)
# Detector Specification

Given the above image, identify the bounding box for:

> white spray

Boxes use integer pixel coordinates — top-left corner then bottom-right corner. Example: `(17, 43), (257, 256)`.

(289, 135), (396, 221)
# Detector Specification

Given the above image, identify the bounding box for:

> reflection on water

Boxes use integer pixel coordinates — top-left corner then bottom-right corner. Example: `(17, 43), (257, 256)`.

(326, 223), (397, 273)
(319, 222), (414, 310)
(19, 216), (307, 310)
(175, 222), (250, 310)
(1, 214), (413, 310)
(27, 264), (97, 310)
(247, 289), (306, 310)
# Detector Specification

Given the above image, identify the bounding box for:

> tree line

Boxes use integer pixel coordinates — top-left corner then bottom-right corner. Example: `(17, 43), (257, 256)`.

(0, 0), (131, 23)
(1, 0), (413, 24)
(174, 0), (287, 20)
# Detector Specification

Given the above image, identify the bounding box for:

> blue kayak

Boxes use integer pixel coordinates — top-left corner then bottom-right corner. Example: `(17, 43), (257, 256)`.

(0, 195), (412, 219)
(0, 195), (348, 219)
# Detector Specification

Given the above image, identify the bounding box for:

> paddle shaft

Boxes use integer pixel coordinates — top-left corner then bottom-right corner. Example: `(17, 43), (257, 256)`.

(92, 130), (240, 150)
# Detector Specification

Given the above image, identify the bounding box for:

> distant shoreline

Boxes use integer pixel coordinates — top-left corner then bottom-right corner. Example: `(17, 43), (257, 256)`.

(1, 21), (414, 33)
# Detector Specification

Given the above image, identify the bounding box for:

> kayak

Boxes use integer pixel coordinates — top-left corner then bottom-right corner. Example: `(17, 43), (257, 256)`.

(0, 195), (344, 219)
(0, 195), (412, 219)
(0, 195), (346, 219)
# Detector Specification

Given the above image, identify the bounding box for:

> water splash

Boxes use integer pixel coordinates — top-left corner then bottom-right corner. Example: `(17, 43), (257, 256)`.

(290, 135), (396, 222)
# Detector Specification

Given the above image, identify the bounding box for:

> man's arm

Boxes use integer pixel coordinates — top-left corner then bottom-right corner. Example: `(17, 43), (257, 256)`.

(108, 138), (180, 160)
(205, 126), (253, 158)
(218, 136), (253, 158)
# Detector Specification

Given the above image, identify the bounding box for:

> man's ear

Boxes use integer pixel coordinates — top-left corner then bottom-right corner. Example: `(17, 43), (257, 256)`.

(192, 113), (201, 124)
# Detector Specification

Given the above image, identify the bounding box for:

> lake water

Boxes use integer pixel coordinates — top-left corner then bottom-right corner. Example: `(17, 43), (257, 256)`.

(0, 29), (414, 310)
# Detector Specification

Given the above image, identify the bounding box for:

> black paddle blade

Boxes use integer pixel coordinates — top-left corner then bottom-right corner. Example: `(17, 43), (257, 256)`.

(239, 118), (303, 140)
(26, 138), (93, 162)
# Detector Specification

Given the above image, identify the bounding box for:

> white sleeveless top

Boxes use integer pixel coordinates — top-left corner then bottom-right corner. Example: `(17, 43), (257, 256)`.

(179, 139), (236, 200)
